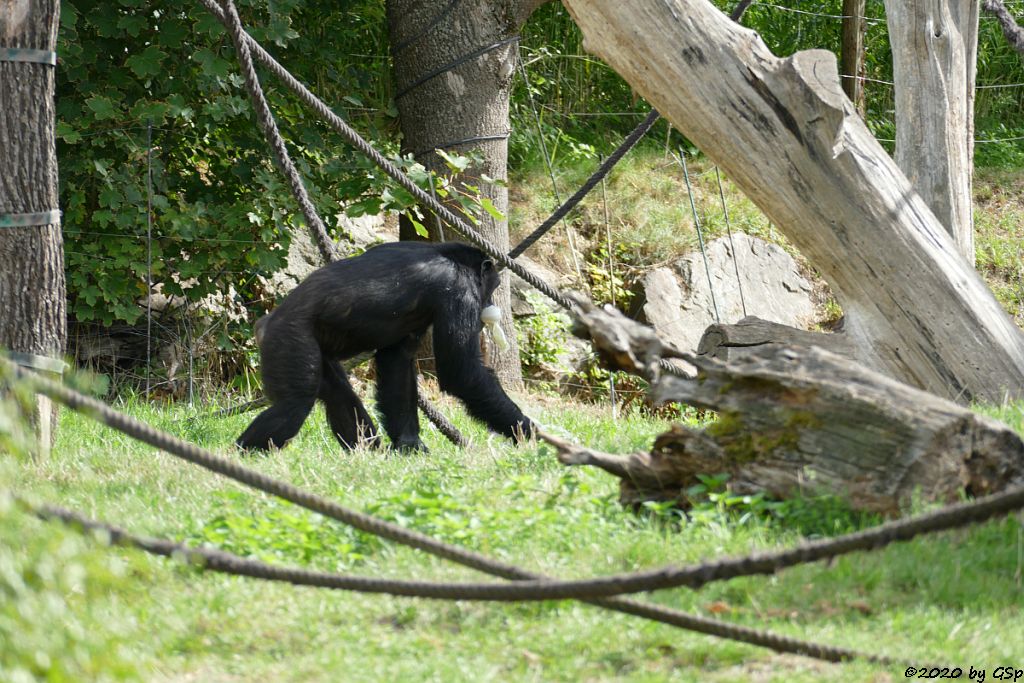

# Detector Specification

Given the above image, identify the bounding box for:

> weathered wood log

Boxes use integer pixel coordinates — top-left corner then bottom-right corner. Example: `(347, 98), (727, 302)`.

(698, 316), (855, 362)
(560, 0), (1024, 404)
(885, 0), (978, 262)
(551, 300), (1024, 515)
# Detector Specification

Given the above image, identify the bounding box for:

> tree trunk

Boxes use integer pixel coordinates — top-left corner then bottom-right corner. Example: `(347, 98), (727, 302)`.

(0, 0), (64, 456)
(387, 0), (548, 389)
(885, 0), (979, 263)
(554, 298), (1024, 515)
(840, 0), (866, 116)
(560, 0), (1024, 404)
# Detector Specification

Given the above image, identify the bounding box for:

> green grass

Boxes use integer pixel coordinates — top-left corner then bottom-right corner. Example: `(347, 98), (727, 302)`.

(510, 148), (1024, 326)
(4, 392), (1024, 682)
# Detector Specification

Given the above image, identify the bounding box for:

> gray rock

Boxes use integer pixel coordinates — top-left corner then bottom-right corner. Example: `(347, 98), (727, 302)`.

(636, 233), (818, 352)
(507, 255), (567, 317)
(262, 213), (394, 299)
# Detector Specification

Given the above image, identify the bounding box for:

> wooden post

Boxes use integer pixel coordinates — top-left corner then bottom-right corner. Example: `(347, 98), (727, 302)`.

(884, 0), (979, 263)
(840, 0), (866, 115)
(560, 0), (1024, 403)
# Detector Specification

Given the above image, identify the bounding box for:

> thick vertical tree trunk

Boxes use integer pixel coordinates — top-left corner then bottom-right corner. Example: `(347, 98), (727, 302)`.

(884, 0), (979, 263)
(561, 0), (1024, 404)
(840, 0), (866, 115)
(387, 0), (548, 389)
(0, 0), (65, 455)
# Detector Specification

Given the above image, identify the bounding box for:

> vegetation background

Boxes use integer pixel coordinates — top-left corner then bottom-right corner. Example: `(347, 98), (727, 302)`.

(57, 0), (1024, 390)
(4, 1), (1024, 680)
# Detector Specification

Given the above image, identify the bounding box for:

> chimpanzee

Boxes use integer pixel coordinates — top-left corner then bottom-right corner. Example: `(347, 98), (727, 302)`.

(236, 241), (534, 452)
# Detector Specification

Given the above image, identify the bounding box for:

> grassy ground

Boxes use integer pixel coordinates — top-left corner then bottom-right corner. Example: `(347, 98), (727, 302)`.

(5, 150), (1024, 681)
(3, 389), (1023, 682)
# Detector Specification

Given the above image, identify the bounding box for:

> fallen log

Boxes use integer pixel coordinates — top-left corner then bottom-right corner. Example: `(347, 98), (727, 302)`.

(553, 299), (1024, 514)
(697, 316), (855, 362)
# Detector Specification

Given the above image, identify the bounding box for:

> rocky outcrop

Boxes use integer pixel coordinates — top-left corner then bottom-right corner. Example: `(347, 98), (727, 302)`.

(633, 233), (819, 353)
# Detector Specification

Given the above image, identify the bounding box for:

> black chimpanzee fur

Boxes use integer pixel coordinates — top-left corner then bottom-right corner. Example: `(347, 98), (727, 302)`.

(236, 241), (533, 452)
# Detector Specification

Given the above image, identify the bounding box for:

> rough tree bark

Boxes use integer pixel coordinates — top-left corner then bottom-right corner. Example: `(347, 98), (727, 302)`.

(561, 0), (1024, 404)
(884, 0), (979, 262)
(840, 0), (866, 116)
(387, 0), (549, 389)
(549, 299), (1024, 514)
(0, 0), (64, 456)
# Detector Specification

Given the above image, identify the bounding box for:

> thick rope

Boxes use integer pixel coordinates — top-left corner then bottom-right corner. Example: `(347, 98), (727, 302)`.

(25, 499), (887, 664)
(509, 110), (660, 259)
(23, 470), (1024, 605)
(507, 0), (753, 260)
(416, 390), (468, 447)
(5, 359), (882, 662)
(983, 1), (1024, 56)
(218, 0), (335, 264)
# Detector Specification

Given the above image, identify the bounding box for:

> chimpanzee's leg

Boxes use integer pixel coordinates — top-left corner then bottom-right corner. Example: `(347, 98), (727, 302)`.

(236, 329), (320, 451)
(319, 357), (379, 449)
(375, 334), (425, 452)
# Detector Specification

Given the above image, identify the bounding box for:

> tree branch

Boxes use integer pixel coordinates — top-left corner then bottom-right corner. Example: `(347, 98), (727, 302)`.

(982, 0), (1024, 54)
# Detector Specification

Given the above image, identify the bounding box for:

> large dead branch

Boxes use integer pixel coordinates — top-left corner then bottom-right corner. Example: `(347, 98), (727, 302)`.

(561, 0), (1024, 404)
(550, 301), (1024, 514)
(983, 0), (1024, 55)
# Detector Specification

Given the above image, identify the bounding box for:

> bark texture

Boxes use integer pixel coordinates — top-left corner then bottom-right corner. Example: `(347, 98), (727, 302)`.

(698, 316), (854, 361)
(840, 0), (866, 115)
(884, 0), (978, 262)
(554, 299), (1024, 515)
(561, 0), (1024, 404)
(0, 0), (64, 454)
(388, 0), (552, 388)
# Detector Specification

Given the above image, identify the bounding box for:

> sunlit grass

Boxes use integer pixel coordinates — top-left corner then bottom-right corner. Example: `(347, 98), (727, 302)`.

(4, 391), (1024, 681)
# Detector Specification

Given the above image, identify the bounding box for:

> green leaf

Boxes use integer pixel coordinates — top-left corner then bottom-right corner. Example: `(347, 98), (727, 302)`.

(56, 121), (81, 144)
(85, 96), (118, 121)
(194, 48), (231, 79)
(409, 217), (429, 238)
(116, 14), (147, 37)
(126, 45), (167, 79)
(479, 197), (506, 222)
(435, 148), (471, 173)
(129, 101), (171, 123)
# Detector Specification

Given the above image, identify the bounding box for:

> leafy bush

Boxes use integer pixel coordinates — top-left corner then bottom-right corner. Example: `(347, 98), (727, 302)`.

(58, 0), (396, 333)
(514, 291), (571, 372)
(0, 490), (144, 681)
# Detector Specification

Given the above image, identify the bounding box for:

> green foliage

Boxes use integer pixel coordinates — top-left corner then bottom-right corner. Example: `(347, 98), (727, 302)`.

(585, 242), (638, 309)
(6, 400), (1024, 679)
(59, 0), (397, 333)
(514, 291), (570, 371)
(681, 473), (883, 537)
(0, 489), (143, 682)
(190, 491), (381, 570)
